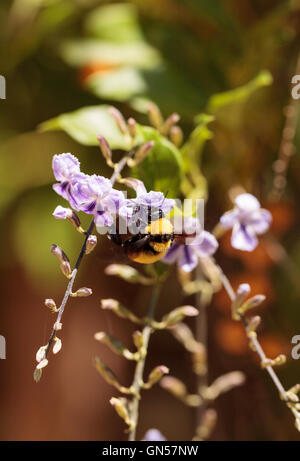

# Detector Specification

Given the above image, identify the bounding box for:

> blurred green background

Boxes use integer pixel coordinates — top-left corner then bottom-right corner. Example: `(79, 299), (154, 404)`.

(0, 0), (299, 441)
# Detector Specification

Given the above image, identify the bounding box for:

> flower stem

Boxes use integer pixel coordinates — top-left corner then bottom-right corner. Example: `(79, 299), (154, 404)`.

(128, 283), (162, 441)
(194, 265), (208, 427)
(214, 260), (288, 399)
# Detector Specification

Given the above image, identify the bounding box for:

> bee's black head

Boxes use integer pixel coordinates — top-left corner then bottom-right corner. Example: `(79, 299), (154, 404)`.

(132, 204), (164, 227)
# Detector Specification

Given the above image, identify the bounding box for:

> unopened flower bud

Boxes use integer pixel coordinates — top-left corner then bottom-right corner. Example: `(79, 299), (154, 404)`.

(133, 331), (144, 351)
(161, 113), (180, 135)
(127, 117), (137, 139)
(237, 294), (266, 316)
(161, 305), (198, 328)
(51, 244), (69, 263)
(110, 397), (133, 429)
(54, 321), (62, 331)
(53, 206), (83, 233)
(160, 376), (187, 399)
(144, 365), (169, 389)
(128, 141), (154, 167)
(98, 135), (114, 167)
(36, 358), (48, 370)
(237, 283), (251, 297)
(232, 283), (251, 320)
(71, 287), (92, 297)
(60, 261), (72, 279)
(86, 235), (97, 254)
(246, 315), (261, 334)
(109, 107), (128, 134)
(169, 125), (183, 147)
(44, 298), (57, 313)
(147, 102), (164, 129)
(36, 345), (47, 363)
(33, 368), (43, 383)
(53, 337), (62, 355)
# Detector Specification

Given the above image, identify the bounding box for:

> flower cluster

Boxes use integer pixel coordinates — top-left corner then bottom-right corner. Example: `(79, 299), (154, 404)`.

(53, 153), (128, 229)
(52, 154), (271, 272)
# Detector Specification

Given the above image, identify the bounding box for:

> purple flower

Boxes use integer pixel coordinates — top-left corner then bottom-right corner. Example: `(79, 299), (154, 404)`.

(72, 174), (126, 228)
(163, 217), (218, 272)
(142, 429), (167, 441)
(52, 153), (128, 230)
(53, 206), (73, 220)
(220, 193), (272, 252)
(52, 153), (81, 206)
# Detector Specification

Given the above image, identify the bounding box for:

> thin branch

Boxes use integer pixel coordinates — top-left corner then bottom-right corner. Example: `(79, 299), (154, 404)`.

(194, 265), (209, 427)
(214, 260), (288, 399)
(128, 283), (162, 441)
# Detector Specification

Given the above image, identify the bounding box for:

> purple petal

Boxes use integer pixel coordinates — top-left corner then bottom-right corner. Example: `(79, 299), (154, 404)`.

(142, 429), (166, 441)
(234, 193), (260, 212)
(52, 182), (70, 201)
(247, 208), (272, 234)
(178, 246), (199, 272)
(52, 153), (80, 182)
(94, 211), (114, 229)
(231, 222), (258, 252)
(53, 206), (72, 220)
(162, 243), (181, 264)
(220, 209), (239, 229)
(193, 231), (219, 257)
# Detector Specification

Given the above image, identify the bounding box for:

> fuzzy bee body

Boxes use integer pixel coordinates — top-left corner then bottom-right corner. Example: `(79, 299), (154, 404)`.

(125, 217), (174, 264)
(108, 204), (196, 265)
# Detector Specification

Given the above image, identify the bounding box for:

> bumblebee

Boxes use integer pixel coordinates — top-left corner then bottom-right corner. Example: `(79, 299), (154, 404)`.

(108, 205), (195, 264)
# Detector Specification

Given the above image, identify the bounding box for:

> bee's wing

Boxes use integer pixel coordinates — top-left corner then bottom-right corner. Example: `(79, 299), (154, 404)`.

(123, 234), (151, 252)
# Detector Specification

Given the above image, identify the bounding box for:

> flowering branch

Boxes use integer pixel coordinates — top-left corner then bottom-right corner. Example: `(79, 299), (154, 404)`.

(214, 259), (300, 432)
(34, 149), (135, 382)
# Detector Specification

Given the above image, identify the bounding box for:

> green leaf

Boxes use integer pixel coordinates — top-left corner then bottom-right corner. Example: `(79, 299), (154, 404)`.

(132, 126), (183, 197)
(85, 3), (143, 43)
(40, 105), (132, 148)
(88, 67), (147, 102)
(60, 39), (161, 69)
(180, 114), (214, 198)
(207, 70), (273, 112)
